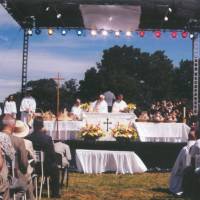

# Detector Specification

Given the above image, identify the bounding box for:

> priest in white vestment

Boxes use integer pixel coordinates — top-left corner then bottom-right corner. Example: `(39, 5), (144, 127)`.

(20, 88), (36, 126)
(4, 95), (17, 118)
(71, 98), (85, 120)
(112, 94), (128, 113)
(92, 95), (108, 113)
(169, 130), (196, 195)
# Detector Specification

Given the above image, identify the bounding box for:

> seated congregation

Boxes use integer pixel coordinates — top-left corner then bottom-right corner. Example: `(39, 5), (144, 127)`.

(0, 114), (71, 199)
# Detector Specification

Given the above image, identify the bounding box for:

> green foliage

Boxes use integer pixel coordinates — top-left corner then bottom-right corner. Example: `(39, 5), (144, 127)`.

(9, 46), (193, 112)
(79, 45), (179, 109)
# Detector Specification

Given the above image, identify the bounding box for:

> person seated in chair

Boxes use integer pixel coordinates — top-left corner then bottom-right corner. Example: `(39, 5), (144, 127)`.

(54, 141), (71, 186)
(169, 129), (197, 196)
(1, 114), (35, 200)
(26, 116), (60, 198)
(54, 141), (71, 168)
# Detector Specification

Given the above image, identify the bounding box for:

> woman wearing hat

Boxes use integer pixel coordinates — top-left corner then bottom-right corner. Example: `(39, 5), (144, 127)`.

(13, 120), (36, 171)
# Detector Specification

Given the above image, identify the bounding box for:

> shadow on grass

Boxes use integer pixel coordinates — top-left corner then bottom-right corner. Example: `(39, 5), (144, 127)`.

(152, 187), (171, 194)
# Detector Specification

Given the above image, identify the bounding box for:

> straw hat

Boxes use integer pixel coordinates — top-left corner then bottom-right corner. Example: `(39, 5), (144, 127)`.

(13, 120), (30, 138)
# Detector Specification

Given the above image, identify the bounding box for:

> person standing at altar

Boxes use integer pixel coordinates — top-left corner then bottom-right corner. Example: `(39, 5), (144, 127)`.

(103, 90), (116, 112)
(4, 95), (17, 118)
(93, 94), (108, 113)
(71, 98), (84, 120)
(20, 87), (36, 127)
(112, 94), (128, 113)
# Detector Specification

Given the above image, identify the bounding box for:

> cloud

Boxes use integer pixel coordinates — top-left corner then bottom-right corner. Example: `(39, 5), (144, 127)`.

(0, 79), (21, 102)
(0, 6), (19, 27)
(0, 47), (97, 102)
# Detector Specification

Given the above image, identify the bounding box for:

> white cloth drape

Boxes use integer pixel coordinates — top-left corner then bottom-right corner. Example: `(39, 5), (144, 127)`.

(76, 149), (147, 174)
(134, 122), (189, 142)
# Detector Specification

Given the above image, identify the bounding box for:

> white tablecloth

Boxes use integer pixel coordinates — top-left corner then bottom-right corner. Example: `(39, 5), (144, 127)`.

(76, 149), (147, 174)
(44, 121), (84, 140)
(84, 112), (137, 131)
(134, 122), (190, 142)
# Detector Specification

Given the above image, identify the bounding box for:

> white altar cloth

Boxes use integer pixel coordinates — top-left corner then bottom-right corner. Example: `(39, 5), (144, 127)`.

(83, 112), (137, 131)
(44, 121), (84, 140)
(76, 149), (147, 174)
(134, 122), (190, 142)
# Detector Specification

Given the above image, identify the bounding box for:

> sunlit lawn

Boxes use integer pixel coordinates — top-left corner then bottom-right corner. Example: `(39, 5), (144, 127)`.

(42, 172), (189, 200)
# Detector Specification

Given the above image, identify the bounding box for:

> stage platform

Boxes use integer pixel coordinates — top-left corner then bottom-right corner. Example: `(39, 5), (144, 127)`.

(64, 140), (186, 170)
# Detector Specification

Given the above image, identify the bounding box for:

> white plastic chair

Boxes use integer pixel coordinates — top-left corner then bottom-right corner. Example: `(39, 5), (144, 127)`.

(34, 150), (50, 199)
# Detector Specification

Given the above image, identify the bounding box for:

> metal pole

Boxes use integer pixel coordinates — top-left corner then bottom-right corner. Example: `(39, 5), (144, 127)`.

(21, 28), (29, 95)
(192, 33), (199, 126)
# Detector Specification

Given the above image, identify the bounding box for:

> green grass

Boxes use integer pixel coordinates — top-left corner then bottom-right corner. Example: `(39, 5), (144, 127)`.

(42, 172), (189, 200)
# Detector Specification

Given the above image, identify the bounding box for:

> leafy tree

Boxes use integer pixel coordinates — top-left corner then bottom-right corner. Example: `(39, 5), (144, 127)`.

(173, 60), (193, 100)
(79, 45), (175, 107)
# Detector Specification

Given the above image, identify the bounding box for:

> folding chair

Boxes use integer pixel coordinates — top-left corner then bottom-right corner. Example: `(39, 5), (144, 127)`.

(11, 159), (27, 200)
(34, 150), (50, 199)
(55, 152), (69, 188)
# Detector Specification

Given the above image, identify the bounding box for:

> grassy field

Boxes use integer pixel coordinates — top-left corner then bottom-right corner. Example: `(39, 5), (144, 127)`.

(42, 172), (189, 200)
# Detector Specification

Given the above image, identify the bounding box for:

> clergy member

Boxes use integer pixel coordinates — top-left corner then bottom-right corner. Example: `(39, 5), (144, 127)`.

(112, 94), (127, 113)
(20, 87), (36, 126)
(71, 98), (84, 120)
(4, 95), (17, 118)
(93, 94), (108, 113)
(169, 129), (197, 196)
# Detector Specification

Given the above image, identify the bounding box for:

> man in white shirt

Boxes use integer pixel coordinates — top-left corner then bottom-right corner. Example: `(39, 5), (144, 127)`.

(4, 95), (17, 118)
(20, 88), (36, 126)
(71, 98), (84, 120)
(112, 94), (128, 113)
(93, 95), (108, 113)
(103, 91), (115, 112)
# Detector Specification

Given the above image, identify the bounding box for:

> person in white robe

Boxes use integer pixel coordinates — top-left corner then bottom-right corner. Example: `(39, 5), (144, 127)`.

(0, 107), (2, 116)
(4, 95), (17, 118)
(92, 95), (108, 113)
(112, 94), (128, 113)
(20, 88), (36, 126)
(71, 98), (85, 120)
(169, 130), (197, 195)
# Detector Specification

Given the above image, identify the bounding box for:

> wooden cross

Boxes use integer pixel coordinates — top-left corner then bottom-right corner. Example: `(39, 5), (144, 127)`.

(52, 73), (64, 140)
(103, 118), (112, 132)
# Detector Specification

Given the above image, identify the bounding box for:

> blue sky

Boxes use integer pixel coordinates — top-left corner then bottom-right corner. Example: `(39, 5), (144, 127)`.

(0, 5), (192, 102)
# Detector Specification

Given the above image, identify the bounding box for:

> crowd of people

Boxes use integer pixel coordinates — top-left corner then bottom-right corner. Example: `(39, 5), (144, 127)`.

(137, 100), (196, 125)
(0, 88), (196, 126)
(0, 114), (71, 199)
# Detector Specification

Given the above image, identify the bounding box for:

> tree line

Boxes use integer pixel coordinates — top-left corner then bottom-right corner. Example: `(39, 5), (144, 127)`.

(10, 45), (193, 113)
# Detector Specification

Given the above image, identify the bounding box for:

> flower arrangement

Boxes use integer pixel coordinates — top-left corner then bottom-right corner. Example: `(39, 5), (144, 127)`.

(111, 123), (138, 140)
(80, 123), (105, 139)
(80, 103), (90, 112)
(42, 111), (56, 121)
(125, 103), (136, 112)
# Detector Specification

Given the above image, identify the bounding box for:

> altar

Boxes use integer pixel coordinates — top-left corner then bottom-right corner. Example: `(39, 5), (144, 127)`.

(43, 113), (190, 143)
(83, 112), (137, 130)
(44, 112), (136, 140)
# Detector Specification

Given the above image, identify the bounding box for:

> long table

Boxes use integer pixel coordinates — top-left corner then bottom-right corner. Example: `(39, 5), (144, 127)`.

(43, 118), (190, 142)
(76, 149), (147, 174)
(134, 122), (190, 142)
